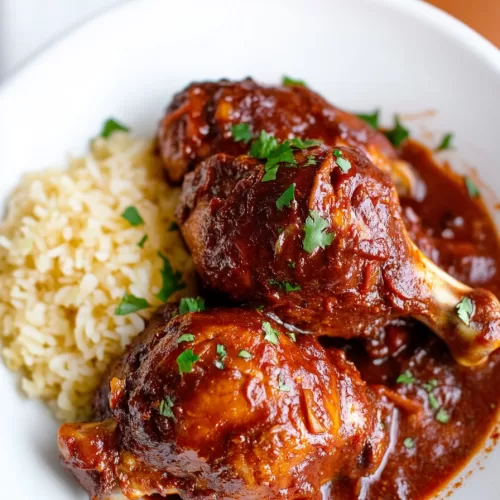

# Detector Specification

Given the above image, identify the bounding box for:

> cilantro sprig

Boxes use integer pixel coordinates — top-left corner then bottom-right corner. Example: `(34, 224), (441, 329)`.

(179, 297), (206, 314)
(356, 110), (380, 129)
(155, 252), (185, 302)
(333, 149), (351, 173)
(177, 349), (200, 374)
(115, 293), (151, 315)
(302, 210), (334, 253)
(231, 123), (252, 144)
(384, 115), (409, 147)
(263, 321), (280, 345)
(276, 184), (295, 210)
(268, 279), (301, 292)
(456, 297), (474, 325)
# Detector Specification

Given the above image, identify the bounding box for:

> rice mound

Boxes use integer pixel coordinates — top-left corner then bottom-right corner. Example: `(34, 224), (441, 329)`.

(0, 132), (196, 421)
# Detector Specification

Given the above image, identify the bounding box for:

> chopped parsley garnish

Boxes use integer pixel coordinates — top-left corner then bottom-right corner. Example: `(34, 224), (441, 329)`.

(287, 332), (296, 342)
(384, 115), (409, 147)
(305, 155), (316, 166)
(302, 210), (334, 253)
(396, 370), (415, 384)
(436, 133), (453, 152)
(333, 149), (351, 173)
(403, 437), (415, 449)
(250, 130), (279, 159)
(121, 206), (144, 226)
(268, 279), (301, 292)
(177, 333), (195, 344)
(276, 184), (295, 210)
(263, 321), (280, 345)
(456, 297), (474, 326)
(288, 261), (296, 269)
(231, 123), (252, 143)
(177, 349), (200, 374)
(256, 305), (264, 312)
(356, 110), (380, 129)
(168, 221), (179, 232)
(282, 76), (306, 87)
(100, 118), (129, 138)
(115, 293), (151, 315)
(278, 374), (291, 392)
(238, 350), (253, 359)
(179, 296), (206, 314)
(422, 379), (439, 392)
(435, 407), (450, 424)
(428, 393), (440, 410)
(137, 234), (148, 248)
(289, 138), (321, 149)
(155, 252), (185, 302)
(215, 344), (227, 369)
(465, 177), (480, 198)
(159, 396), (175, 418)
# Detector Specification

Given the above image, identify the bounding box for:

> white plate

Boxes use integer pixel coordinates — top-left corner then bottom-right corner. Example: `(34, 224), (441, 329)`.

(0, 0), (499, 498)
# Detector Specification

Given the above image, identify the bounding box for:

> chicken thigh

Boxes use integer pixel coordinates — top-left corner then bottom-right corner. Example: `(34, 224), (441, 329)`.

(58, 307), (389, 500)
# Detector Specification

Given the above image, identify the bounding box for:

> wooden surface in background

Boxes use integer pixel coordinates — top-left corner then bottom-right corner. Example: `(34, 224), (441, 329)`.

(427, 0), (500, 47)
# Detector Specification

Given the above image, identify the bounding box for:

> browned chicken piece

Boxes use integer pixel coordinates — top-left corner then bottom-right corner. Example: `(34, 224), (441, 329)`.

(58, 308), (389, 500)
(177, 146), (500, 366)
(157, 78), (417, 195)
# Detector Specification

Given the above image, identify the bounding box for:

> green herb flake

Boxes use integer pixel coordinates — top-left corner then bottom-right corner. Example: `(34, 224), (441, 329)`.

(384, 115), (409, 147)
(168, 221), (179, 232)
(263, 321), (280, 345)
(100, 118), (129, 138)
(215, 343), (227, 370)
(422, 379), (439, 392)
(403, 437), (415, 449)
(465, 177), (480, 198)
(456, 297), (474, 326)
(238, 349), (253, 359)
(155, 252), (185, 302)
(302, 210), (334, 253)
(159, 396), (175, 418)
(276, 184), (296, 210)
(250, 130), (279, 159)
(177, 333), (195, 344)
(287, 332), (296, 342)
(396, 370), (415, 385)
(231, 123), (252, 144)
(177, 349), (200, 374)
(356, 110), (380, 129)
(333, 149), (351, 173)
(288, 261), (296, 269)
(428, 393), (440, 410)
(278, 374), (291, 392)
(289, 138), (321, 149)
(115, 293), (151, 316)
(256, 305), (264, 312)
(262, 142), (297, 182)
(436, 133), (454, 152)
(305, 155), (316, 166)
(121, 206), (144, 226)
(435, 407), (450, 424)
(179, 296), (206, 314)
(268, 279), (301, 293)
(137, 234), (148, 248)
(282, 76), (306, 87)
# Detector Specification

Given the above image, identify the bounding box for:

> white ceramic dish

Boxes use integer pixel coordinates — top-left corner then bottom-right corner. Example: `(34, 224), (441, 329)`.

(0, 0), (499, 498)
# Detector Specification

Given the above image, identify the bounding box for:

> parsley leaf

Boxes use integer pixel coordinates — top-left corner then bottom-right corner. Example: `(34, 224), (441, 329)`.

(278, 374), (291, 392)
(159, 396), (175, 418)
(428, 393), (440, 410)
(276, 184), (295, 210)
(287, 332), (296, 342)
(155, 252), (185, 302)
(289, 138), (321, 149)
(122, 206), (144, 226)
(179, 296), (206, 314)
(177, 333), (195, 344)
(137, 234), (148, 248)
(263, 321), (280, 345)
(302, 210), (334, 253)
(305, 155), (316, 166)
(435, 407), (450, 424)
(403, 437), (415, 449)
(177, 349), (200, 374)
(422, 379), (439, 392)
(396, 370), (415, 384)
(268, 279), (301, 292)
(231, 123), (252, 144)
(100, 118), (129, 138)
(356, 110), (380, 129)
(456, 297), (474, 325)
(282, 76), (306, 87)
(333, 149), (351, 173)
(436, 133), (453, 152)
(384, 115), (409, 147)
(215, 343), (227, 370)
(250, 131), (279, 159)
(239, 350), (253, 359)
(115, 293), (151, 315)
(262, 142), (297, 182)
(465, 177), (480, 198)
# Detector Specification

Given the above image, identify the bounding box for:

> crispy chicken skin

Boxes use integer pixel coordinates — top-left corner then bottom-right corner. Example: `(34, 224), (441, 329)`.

(177, 147), (500, 366)
(157, 78), (415, 194)
(59, 308), (389, 500)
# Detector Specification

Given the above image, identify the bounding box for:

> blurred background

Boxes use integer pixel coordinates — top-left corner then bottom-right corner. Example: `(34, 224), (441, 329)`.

(0, 0), (498, 83)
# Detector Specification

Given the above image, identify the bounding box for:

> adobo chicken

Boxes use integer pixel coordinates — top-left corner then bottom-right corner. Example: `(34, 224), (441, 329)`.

(158, 78), (416, 196)
(177, 146), (500, 366)
(59, 308), (390, 500)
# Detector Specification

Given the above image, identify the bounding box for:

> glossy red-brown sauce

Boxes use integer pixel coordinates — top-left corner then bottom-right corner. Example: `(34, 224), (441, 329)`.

(326, 140), (500, 499)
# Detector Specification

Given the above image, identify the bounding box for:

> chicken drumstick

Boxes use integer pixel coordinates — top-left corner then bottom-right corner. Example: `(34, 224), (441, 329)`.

(177, 147), (500, 366)
(59, 307), (388, 499)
